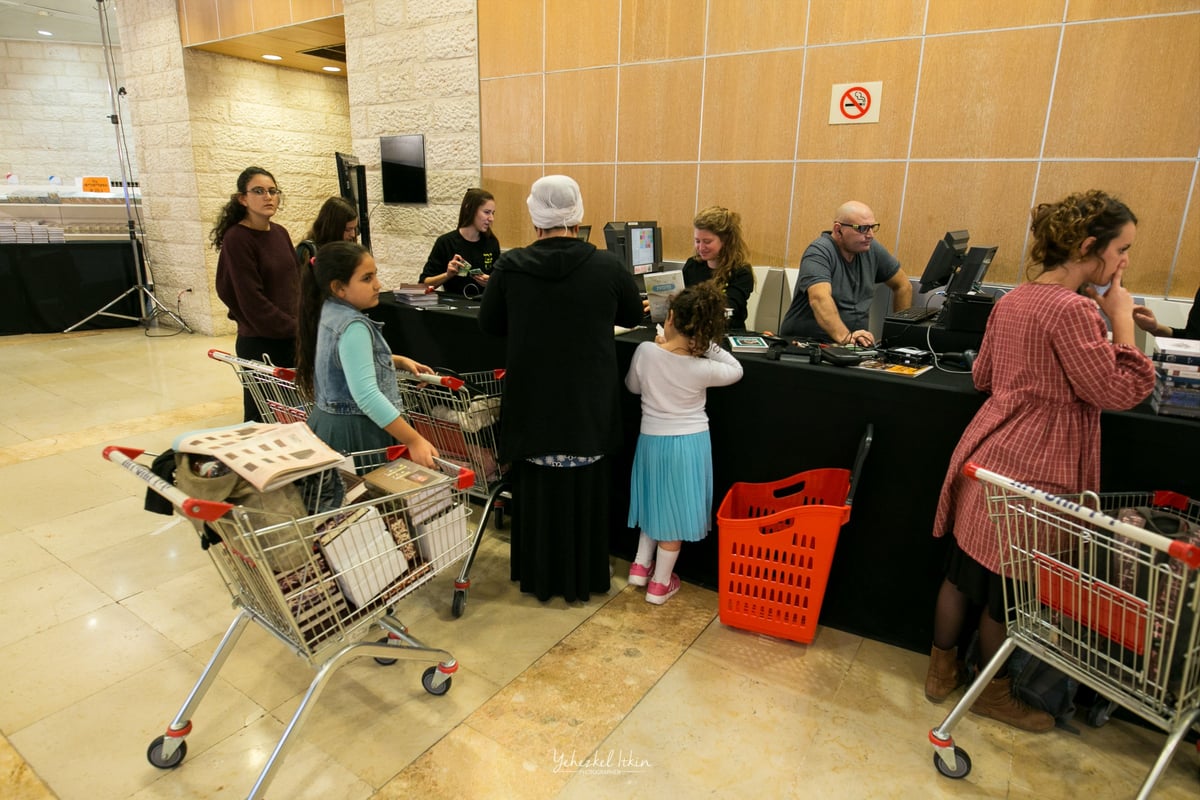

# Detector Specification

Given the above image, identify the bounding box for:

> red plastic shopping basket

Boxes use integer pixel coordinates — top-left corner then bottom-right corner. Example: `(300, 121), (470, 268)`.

(716, 426), (871, 644)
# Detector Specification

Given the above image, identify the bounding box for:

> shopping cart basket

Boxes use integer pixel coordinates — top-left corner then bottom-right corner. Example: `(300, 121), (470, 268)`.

(928, 463), (1200, 798)
(105, 443), (477, 800)
(397, 369), (508, 617)
(715, 425), (872, 644)
(209, 348), (499, 618)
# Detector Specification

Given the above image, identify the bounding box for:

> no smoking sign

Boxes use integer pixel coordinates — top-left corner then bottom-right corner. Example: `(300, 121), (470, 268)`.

(829, 81), (882, 125)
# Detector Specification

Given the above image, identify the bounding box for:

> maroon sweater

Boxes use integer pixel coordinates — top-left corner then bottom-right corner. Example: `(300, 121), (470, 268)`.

(215, 222), (299, 339)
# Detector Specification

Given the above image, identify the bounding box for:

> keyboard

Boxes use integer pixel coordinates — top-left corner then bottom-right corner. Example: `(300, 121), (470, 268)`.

(886, 306), (939, 324)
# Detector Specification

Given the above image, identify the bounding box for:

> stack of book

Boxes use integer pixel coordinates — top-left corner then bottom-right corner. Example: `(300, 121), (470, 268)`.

(393, 284), (439, 307)
(1151, 337), (1200, 419)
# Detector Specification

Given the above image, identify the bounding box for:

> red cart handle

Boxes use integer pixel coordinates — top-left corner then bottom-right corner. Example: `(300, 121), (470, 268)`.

(102, 446), (233, 522)
(385, 445), (476, 490)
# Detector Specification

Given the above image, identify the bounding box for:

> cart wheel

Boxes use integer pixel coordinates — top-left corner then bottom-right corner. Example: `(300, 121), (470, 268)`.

(933, 747), (972, 779)
(147, 735), (187, 769)
(1087, 700), (1115, 727)
(452, 589), (467, 618)
(374, 636), (398, 666)
(422, 665), (452, 696)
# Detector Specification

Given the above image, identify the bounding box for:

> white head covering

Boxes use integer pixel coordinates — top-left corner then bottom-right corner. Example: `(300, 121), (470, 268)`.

(526, 174), (584, 230)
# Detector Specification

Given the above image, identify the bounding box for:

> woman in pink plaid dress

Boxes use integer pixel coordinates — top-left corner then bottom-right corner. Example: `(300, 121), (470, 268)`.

(923, 190), (1156, 731)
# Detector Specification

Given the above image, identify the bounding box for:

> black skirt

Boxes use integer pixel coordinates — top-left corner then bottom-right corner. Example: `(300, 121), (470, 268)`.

(509, 458), (612, 602)
(944, 535), (1010, 623)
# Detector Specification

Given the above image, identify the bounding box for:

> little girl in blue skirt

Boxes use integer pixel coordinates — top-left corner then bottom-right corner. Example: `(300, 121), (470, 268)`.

(625, 284), (744, 603)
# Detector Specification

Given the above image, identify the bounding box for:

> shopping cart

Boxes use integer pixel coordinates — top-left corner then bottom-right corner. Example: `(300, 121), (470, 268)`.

(208, 349), (503, 617)
(105, 443), (477, 800)
(928, 463), (1200, 798)
(397, 369), (508, 618)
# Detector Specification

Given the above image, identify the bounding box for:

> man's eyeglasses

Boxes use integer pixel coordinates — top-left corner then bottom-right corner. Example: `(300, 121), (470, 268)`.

(836, 221), (880, 234)
(246, 187), (282, 197)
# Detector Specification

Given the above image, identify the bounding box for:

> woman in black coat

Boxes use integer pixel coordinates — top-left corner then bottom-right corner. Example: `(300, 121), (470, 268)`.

(479, 175), (643, 602)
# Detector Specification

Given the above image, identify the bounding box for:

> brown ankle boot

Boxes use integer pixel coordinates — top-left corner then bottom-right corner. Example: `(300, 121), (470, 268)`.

(925, 645), (964, 702)
(970, 675), (1055, 732)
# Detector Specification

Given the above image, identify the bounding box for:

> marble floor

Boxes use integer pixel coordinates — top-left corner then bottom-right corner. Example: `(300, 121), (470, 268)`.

(0, 327), (1196, 799)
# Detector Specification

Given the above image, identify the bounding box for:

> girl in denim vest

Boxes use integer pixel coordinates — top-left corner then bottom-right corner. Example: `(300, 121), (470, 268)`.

(295, 242), (437, 468)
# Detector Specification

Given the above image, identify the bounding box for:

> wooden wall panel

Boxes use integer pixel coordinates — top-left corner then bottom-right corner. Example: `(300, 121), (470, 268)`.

(902, 161), (1040, 286)
(480, 75), (543, 165)
(478, 0), (542, 79)
(705, 0), (809, 53)
(1068, 0), (1200, 20)
(1046, 16), (1200, 158)
(926, 0), (1065, 33)
(911, 28), (1059, 159)
(546, 0), (619, 71)
(251, 0), (290, 30)
(621, 0), (705, 63)
(617, 60), (703, 163)
(545, 68), (618, 164)
(179, 0), (219, 44)
(701, 51), (804, 162)
(291, 0), (340, 22)
(795, 39), (921, 160)
(615, 163), (702, 261)
(216, 0), (254, 37)
(1035, 162), (1197, 295)
(477, 6), (1200, 299)
(807, 0), (924, 45)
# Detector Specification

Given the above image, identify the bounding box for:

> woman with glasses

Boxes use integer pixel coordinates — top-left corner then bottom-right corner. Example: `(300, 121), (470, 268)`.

(212, 166), (301, 421)
(419, 188), (500, 297)
(682, 206), (755, 330)
(779, 200), (912, 345)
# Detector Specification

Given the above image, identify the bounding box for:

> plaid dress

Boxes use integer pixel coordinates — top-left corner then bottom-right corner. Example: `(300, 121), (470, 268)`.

(933, 283), (1156, 572)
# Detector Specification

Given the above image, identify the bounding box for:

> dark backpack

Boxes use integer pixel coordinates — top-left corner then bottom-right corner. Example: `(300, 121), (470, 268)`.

(1008, 649), (1080, 733)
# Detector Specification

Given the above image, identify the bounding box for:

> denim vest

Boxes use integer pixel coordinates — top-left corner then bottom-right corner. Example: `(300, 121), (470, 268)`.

(314, 297), (401, 416)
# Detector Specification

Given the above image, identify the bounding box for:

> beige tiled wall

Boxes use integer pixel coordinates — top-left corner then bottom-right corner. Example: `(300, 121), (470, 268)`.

(479, 0), (1200, 299)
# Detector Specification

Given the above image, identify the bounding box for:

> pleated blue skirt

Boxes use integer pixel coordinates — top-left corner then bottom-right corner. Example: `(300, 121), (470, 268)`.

(627, 430), (712, 542)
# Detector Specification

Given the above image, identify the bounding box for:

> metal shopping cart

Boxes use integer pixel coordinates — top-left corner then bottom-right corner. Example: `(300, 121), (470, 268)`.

(396, 369), (508, 618)
(105, 443), (477, 800)
(928, 463), (1200, 798)
(208, 349), (505, 617)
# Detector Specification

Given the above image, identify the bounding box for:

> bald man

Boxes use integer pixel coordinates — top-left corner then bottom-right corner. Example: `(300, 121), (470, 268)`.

(780, 201), (912, 346)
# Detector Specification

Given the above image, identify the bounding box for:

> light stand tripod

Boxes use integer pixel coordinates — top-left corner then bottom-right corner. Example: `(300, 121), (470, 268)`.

(65, 0), (191, 334)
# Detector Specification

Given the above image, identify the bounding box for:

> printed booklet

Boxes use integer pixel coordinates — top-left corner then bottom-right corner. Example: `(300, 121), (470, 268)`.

(175, 422), (345, 492)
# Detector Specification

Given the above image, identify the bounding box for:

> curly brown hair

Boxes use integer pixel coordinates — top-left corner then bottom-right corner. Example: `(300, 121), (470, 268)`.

(1027, 190), (1137, 279)
(693, 206), (753, 292)
(669, 283), (728, 356)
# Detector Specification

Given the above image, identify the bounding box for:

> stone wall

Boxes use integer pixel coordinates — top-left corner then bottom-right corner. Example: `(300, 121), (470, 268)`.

(0, 40), (133, 186)
(343, 0), (480, 286)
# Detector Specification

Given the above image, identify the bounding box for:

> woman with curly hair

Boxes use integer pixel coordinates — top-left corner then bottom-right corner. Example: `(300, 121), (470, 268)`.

(923, 190), (1155, 731)
(625, 283), (744, 604)
(682, 206), (755, 330)
(211, 166), (299, 421)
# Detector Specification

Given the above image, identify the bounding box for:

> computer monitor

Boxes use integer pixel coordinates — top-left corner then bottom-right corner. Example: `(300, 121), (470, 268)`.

(947, 245), (998, 296)
(577, 224), (591, 242)
(627, 222), (661, 274)
(335, 152), (371, 251)
(917, 230), (970, 294)
(380, 134), (428, 205)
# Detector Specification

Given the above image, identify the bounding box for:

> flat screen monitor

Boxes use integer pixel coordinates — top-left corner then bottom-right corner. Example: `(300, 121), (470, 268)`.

(627, 223), (660, 275)
(577, 224), (591, 242)
(335, 152), (371, 251)
(380, 134), (428, 205)
(917, 229), (970, 294)
(947, 245), (997, 296)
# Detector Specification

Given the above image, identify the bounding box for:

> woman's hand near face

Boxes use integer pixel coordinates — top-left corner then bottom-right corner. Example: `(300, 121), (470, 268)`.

(1088, 266), (1136, 344)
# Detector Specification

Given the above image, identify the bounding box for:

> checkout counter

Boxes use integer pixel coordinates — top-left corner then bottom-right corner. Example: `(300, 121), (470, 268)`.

(368, 293), (1200, 653)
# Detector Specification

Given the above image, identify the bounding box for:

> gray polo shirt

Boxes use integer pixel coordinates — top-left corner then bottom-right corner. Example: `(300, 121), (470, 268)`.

(779, 231), (900, 340)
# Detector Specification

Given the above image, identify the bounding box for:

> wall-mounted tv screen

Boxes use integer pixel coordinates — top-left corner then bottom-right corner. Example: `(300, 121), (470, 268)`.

(380, 134), (428, 205)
